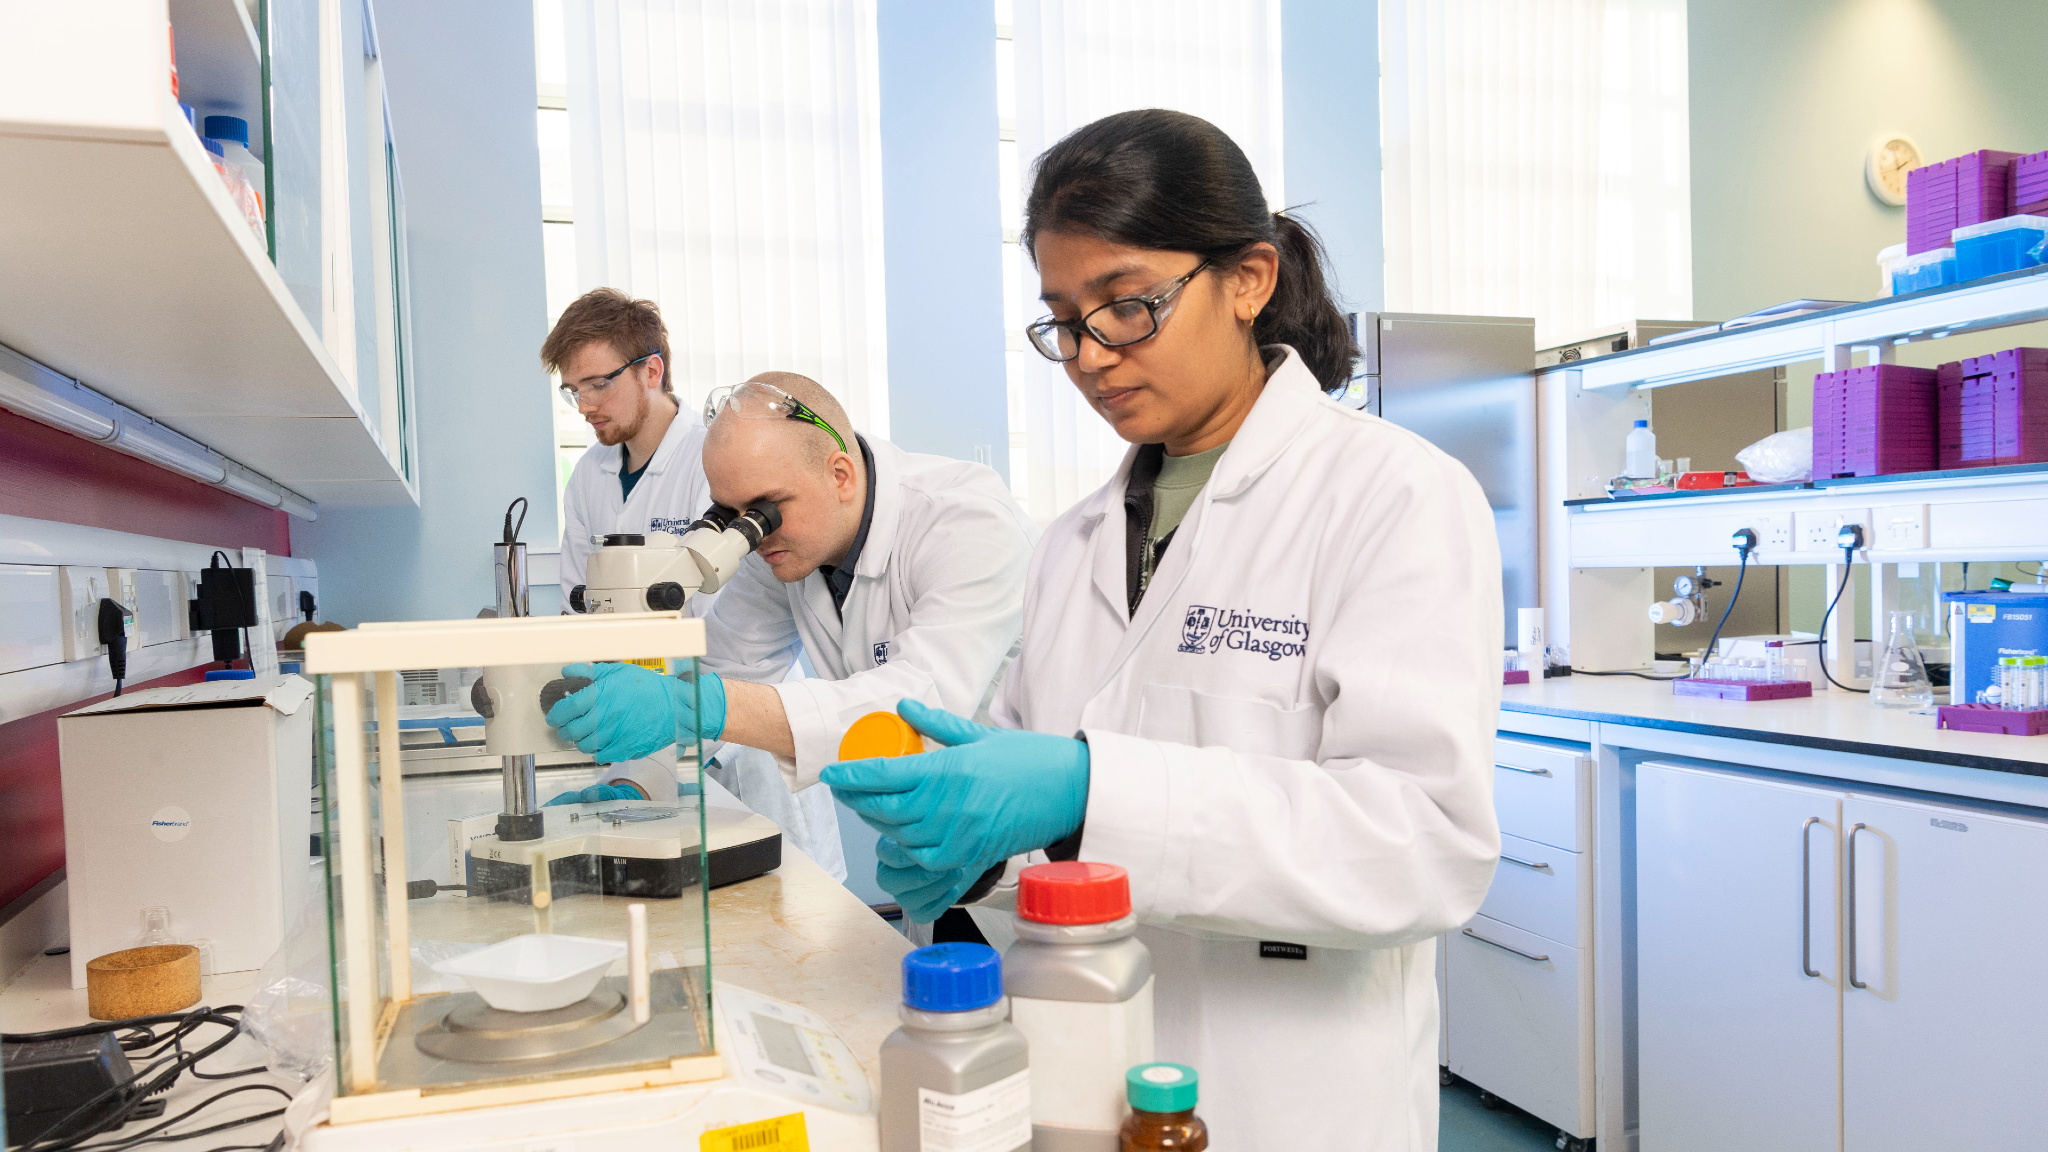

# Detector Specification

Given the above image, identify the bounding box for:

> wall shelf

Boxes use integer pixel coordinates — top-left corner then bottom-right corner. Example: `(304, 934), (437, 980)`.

(0, 7), (416, 508)
(1561, 265), (2048, 392)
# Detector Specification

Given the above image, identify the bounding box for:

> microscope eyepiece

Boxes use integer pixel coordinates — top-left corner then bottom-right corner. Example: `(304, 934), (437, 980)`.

(729, 501), (782, 548)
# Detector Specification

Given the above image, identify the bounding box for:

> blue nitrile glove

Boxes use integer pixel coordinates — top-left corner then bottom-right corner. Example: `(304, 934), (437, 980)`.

(544, 662), (727, 764)
(820, 699), (1089, 877)
(543, 782), (641, 806)
(874, 835), (983, 924)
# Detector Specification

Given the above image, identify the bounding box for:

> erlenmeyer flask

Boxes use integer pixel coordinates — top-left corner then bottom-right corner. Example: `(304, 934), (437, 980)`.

(138, 906), (175, 946)
(1871, 610), (1934, 708)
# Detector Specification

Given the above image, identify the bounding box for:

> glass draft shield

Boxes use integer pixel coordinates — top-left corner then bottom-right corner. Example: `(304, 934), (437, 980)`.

(304, 613), (719, 1123)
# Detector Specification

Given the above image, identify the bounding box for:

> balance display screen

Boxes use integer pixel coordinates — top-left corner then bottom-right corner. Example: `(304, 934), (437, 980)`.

(753, 1013), (817, 1076)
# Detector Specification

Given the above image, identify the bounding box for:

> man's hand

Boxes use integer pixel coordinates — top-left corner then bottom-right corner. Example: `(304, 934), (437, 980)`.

(544, 661), (727, 763)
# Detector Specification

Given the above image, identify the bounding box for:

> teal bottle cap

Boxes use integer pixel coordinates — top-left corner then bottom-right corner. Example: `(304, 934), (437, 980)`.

(1126, 1062), (1199, 1113)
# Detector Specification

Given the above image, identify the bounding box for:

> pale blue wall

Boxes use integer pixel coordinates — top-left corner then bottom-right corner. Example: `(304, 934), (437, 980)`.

(875, 0), (1010, 481)
(1282, 0), (1383, 317)
(296, 0), (560, 624)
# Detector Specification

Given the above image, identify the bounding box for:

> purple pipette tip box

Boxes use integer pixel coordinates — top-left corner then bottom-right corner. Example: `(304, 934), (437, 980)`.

(1936, 704), (2048, 736)
(1673, 679), (1814, 701)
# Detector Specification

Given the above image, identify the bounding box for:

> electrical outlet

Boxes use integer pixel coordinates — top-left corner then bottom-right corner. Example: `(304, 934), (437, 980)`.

(58, 566), (107, 662)
(1876, 504), (1929, 550)
(1796, 509), (1871, 552)
(1752, 513), (1793, 552)
(135, 569), (185, 647)
(104, 568), (139, 640)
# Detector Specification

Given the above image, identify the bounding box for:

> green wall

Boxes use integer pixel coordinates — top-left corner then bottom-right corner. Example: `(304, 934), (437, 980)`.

(1689, 0), (2048, 636)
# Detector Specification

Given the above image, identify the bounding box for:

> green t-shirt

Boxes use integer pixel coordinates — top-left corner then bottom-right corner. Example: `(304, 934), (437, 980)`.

(1149, 442), (1228, 546)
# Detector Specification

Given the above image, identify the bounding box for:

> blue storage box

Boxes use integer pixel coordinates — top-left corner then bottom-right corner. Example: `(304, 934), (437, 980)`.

(1946, 591), (2048, 704)
(1891, 247), (1957, 295)
(1953, 215), (2048, 281)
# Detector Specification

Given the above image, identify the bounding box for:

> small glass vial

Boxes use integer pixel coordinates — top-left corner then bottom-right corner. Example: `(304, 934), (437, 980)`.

(1688, 655), (1704, 680)
(1792, 658), (1810, 687)
(138, 906), (175, 947)
(1121, 1063), (1208, 1152)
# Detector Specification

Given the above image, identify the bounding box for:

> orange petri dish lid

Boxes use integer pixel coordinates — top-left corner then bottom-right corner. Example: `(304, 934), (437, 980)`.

(838, 711), (924, 760)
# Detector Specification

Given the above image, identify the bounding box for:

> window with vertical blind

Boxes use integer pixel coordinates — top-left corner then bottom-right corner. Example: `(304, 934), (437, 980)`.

(1379, 0), (1692, 346)
(559, 0), (890, 438)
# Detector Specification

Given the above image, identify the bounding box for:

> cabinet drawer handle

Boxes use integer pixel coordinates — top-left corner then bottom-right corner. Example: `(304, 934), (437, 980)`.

(1497, 762), (1553, 777)
(1462, 927), (1550, 963)
(1499, 853), (1552, 872)
(1800, 817), (1822, 979)
(1847, 822), (1869, 990)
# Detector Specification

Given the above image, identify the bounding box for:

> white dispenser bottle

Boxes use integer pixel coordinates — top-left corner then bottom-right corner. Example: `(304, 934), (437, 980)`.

(1004, 861), (1155, 1151)
(1625, 419), (1658, 479)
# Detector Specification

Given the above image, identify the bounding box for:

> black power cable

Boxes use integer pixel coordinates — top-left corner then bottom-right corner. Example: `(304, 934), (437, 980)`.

(1700, 528), (1759, 672)
(1818, 527), (1871, 694)
(4, 1005), (275, 1152)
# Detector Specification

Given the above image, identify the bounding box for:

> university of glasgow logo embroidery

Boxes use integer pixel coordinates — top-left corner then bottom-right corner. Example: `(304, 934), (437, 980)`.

(1179, 605), (1217, 653)
(873, 641), (890, 665)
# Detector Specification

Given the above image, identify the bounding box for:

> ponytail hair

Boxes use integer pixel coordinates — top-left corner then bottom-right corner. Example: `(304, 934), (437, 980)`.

(1024, 109), (1359, 389)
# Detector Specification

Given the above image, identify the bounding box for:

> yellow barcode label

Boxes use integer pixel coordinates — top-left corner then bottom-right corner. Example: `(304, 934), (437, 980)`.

(698, 1113), (809, 1152)
(625, 657), (667, 672)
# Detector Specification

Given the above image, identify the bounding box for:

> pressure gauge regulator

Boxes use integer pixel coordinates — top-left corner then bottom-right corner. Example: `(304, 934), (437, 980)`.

(1673, 575), (1697, 598)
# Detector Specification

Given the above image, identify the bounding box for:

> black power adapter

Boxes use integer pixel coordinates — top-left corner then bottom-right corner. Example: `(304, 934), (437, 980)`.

(189, 551), (258, 667)
(1, 1032), (164, 1146)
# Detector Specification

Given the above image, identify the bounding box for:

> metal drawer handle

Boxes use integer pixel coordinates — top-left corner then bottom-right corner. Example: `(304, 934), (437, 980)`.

(1499, 853), (1552, 872)
(1497, 762), (1553, 777)
(1462, 927), (1550, 963)
(1800, 817), (1822, 979)
(1847, 822), (1869, 990)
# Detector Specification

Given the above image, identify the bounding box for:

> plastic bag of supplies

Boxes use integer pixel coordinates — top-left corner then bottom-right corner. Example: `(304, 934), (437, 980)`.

(1735, 427), (1813, 484)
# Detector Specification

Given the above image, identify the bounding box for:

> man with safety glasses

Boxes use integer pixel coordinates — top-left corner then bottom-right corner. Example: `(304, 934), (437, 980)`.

(540, 289), (846, 878)
(545, 370), (1039, 940)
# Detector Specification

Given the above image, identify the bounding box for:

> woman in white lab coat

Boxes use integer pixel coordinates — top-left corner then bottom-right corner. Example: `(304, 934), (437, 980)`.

(822, 109), (1503, 1148)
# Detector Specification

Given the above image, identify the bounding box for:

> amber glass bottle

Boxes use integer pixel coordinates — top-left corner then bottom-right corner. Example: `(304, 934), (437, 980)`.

(1120, 1063), (1208, 1150)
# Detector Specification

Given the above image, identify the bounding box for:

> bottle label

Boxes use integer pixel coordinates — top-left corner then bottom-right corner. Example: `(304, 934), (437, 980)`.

(918, 1066), (1031, 1152)
(1008, 979), (1154, 1130)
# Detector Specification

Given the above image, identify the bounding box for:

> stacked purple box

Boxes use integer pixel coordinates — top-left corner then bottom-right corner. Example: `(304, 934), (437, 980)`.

(1813, 364), (1937, 478)
(1906, 150), (2021, 254)
(2015, 150), (2048, 217)
(1936, 347), (2048, 468)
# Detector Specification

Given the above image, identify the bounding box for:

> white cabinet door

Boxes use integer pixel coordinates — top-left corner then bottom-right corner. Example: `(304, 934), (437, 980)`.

(1448, 914), (1587, 1135)
(1842, 794), (2048, 1150)
(1638, 762), (1843, 1152)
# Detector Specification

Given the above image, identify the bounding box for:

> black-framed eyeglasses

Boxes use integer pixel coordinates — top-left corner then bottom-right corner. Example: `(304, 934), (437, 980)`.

(558, 351), (658, 404)
(703, 381), (849, 454)
(1025, 260), (1211, 363)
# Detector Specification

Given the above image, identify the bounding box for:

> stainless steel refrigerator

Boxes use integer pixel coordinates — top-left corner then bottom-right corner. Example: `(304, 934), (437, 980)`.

(1333, 312), (1537, 648)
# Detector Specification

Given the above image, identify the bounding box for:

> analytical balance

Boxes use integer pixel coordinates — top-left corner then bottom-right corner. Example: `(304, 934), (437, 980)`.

(298, 611), (880, 1150)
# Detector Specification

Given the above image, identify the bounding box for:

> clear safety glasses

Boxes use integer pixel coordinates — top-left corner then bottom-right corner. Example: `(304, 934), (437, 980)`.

(557, 351), (658, 408)
(1025, 260), (1211, 363)
(702, 381), (848, 454)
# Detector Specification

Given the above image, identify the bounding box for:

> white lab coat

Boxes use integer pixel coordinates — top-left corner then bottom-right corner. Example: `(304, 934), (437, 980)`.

(558, 404), (845, 879)
(987, 347), (1503, 1150)
(700, 437), (1038, 789)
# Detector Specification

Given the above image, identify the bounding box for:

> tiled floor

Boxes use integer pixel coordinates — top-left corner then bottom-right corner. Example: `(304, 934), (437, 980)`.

(1440, 1076), (1570, 1151)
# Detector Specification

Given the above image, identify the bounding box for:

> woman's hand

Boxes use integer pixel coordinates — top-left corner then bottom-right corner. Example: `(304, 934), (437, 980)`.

(822, 700), (1089, 880)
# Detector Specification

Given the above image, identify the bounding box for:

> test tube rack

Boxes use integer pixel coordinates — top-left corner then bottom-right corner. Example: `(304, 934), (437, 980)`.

(1672, 678), (1814, 701)
(1936, 703), (2048, 736)
(1503, 670), (1531, 685)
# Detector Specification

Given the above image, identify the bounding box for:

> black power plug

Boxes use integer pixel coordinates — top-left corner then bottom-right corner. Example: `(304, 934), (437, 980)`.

(96, 598), (132, 696)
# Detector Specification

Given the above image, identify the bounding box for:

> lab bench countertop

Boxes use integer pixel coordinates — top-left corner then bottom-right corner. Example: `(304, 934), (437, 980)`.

(1500, 675), (2048, 778)
(0, 843), (912, 1140)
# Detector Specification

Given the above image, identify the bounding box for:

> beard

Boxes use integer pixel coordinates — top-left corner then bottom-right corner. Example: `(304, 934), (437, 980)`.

(591, 385), (653, 447)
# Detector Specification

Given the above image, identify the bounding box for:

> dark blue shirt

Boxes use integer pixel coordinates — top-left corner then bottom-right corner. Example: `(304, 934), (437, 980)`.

(816, 435), (877, 617)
